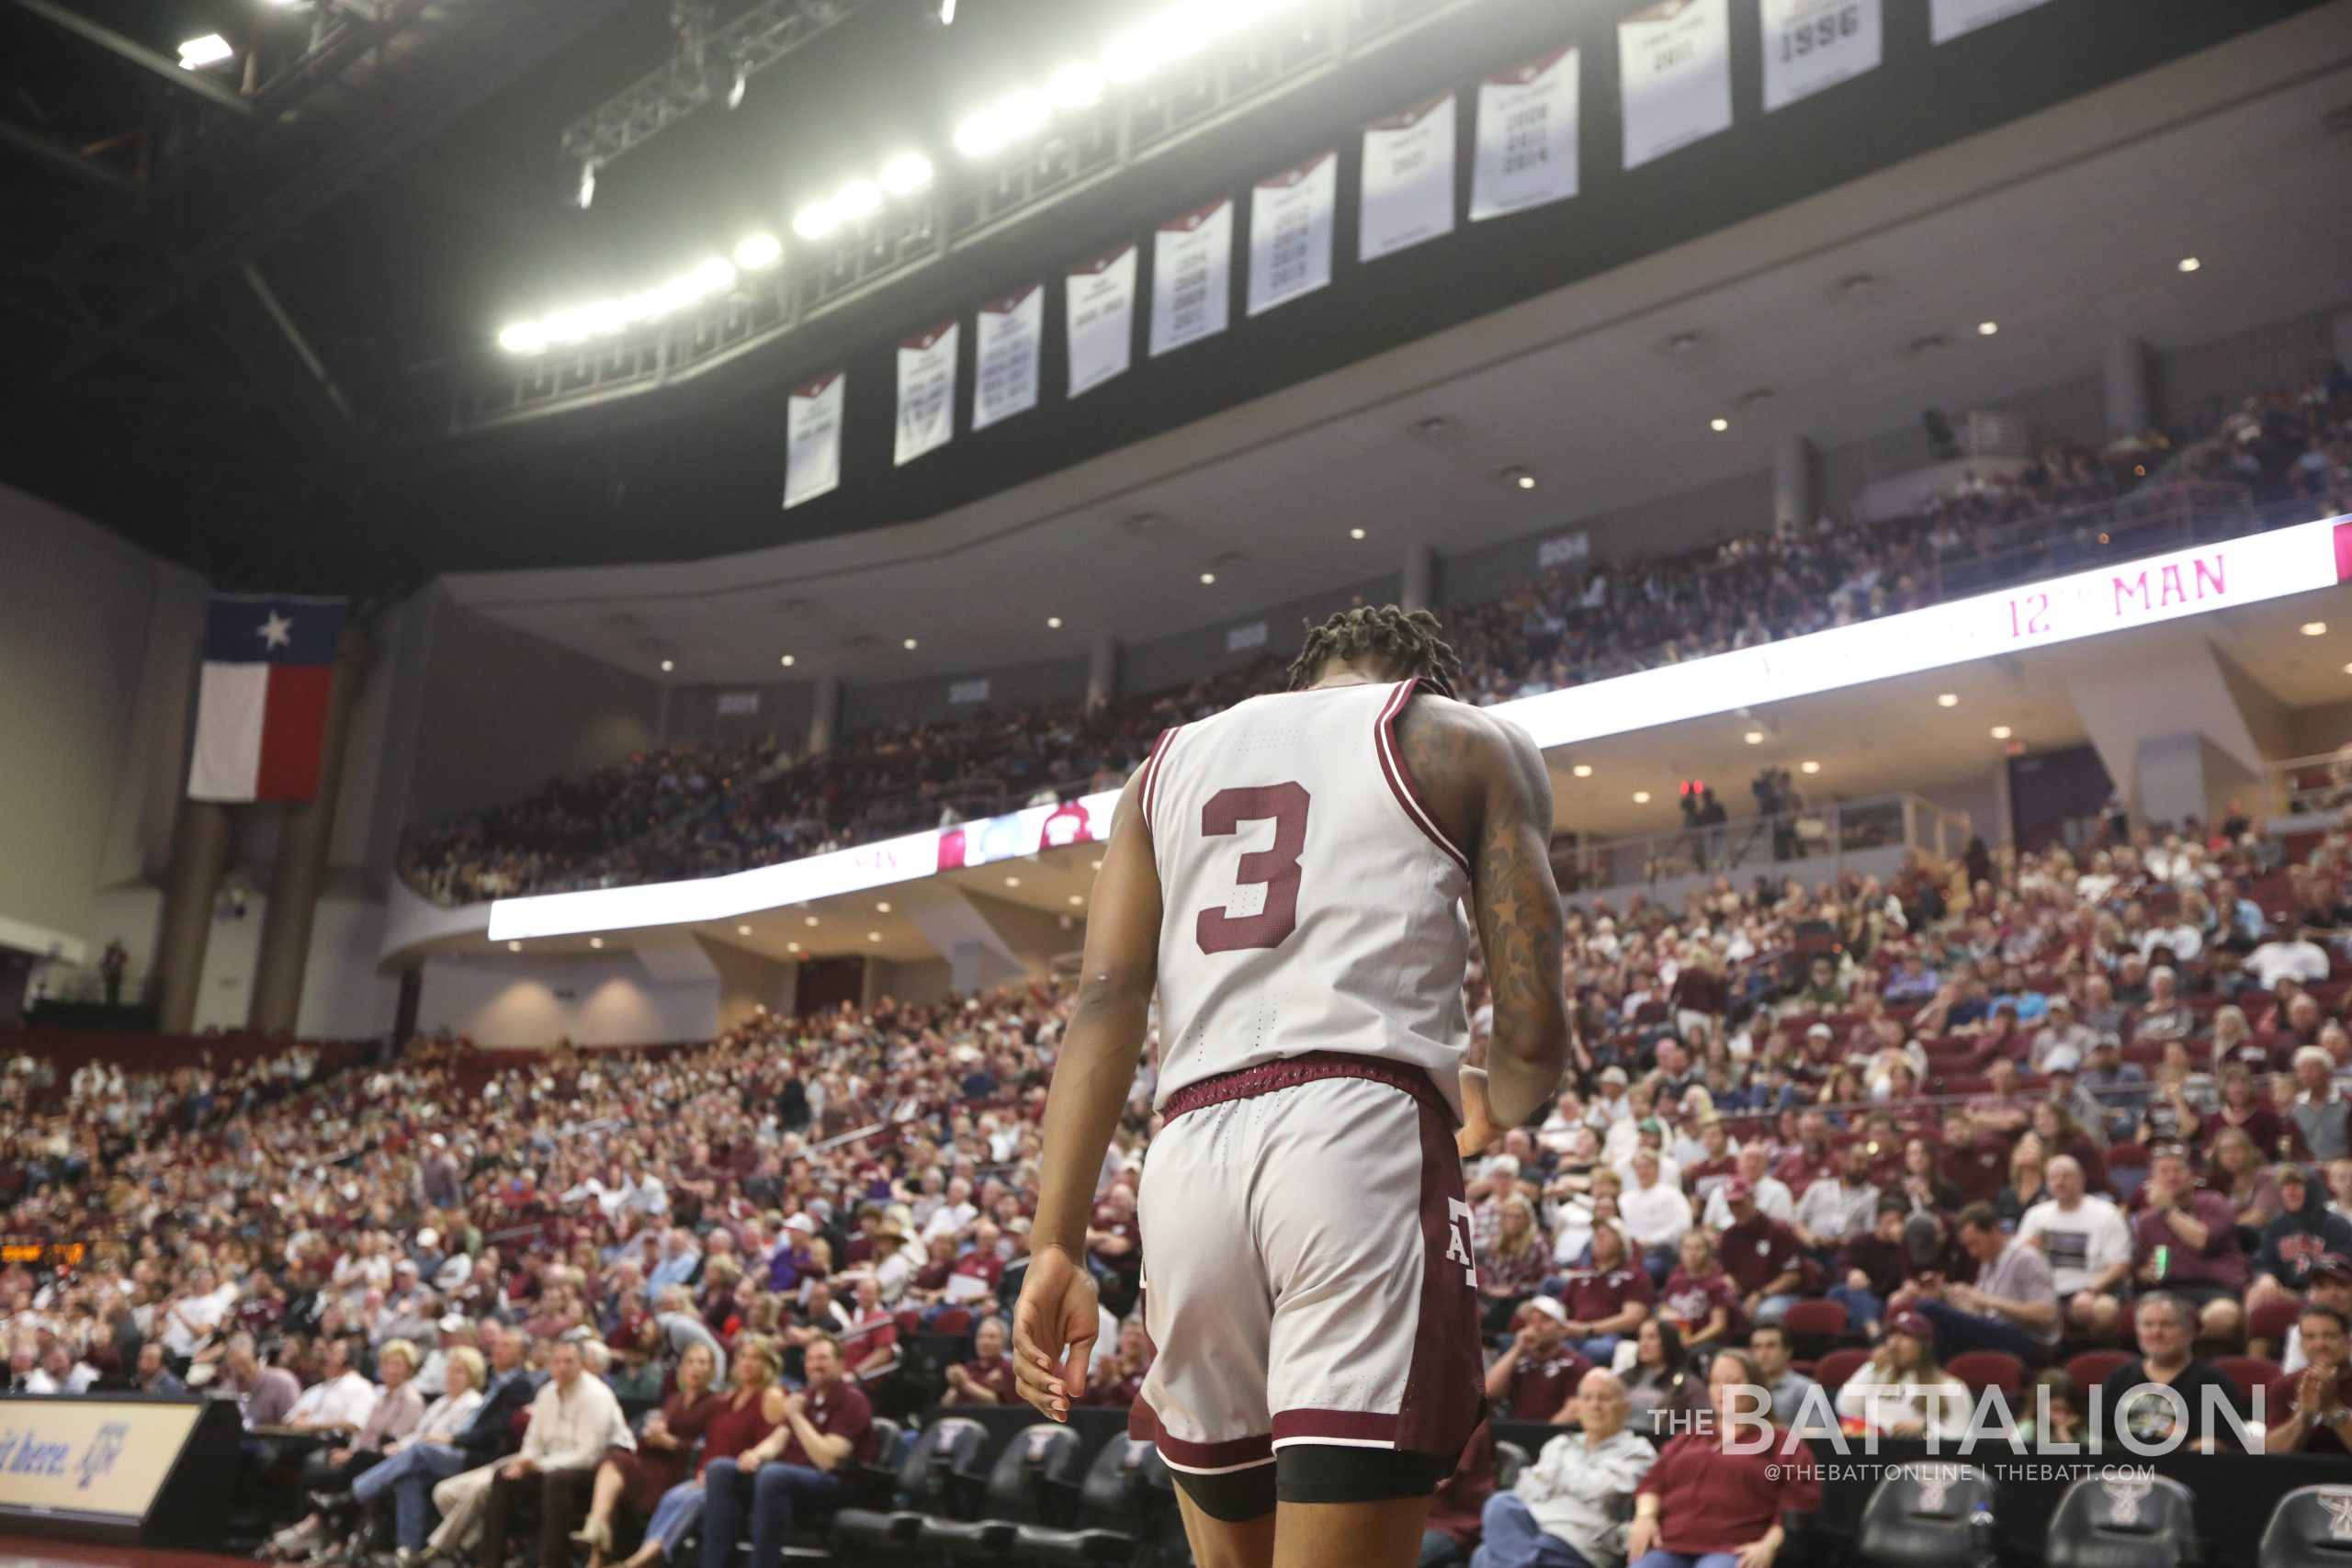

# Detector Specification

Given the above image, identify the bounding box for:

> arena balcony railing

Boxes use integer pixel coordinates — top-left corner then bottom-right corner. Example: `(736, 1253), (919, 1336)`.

(1553, 794), (1972, 897)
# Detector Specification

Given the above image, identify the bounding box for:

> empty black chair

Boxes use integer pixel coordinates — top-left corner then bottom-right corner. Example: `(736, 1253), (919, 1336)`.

(2260, 1484), (2352, 1568)
(1856, 1463), (1994, 1568)
(832, 1416), (989, 1558)
(920, 1423), (1086, 1559)
(1014, 1435), (1170, 1566)
(2045, 1472), (2200, 1568)
(1493, 1441), (1530, 1493)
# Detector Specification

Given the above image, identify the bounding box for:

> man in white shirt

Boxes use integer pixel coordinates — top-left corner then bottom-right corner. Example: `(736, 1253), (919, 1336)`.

(1701, 1145), (1795, 1232)
(430, 1338), (632, 1565)
(1618, 1150), (1692, 1281)
(285, 1337), (378, 1436)
(24, 1343), (98, 1395)
(1474, 1369), (1656, 1568)
(1792, 1143), (1881, 1254)
(2250, 934), (2333, 992)
(2016, 1155), (2132, 1341)
(158, 1268), (237, 1360)
(921, 1177), (979, 1244)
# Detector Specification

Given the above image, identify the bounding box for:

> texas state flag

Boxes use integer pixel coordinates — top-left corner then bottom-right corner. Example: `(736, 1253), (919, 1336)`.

(187, 594), (346, 803)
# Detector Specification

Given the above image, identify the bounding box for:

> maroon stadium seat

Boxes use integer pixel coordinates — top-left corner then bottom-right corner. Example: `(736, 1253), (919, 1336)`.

(1781, 1299), (1849, 1347)
(2214, 1354), (2281, 1405)
(1946, 1350), (2024, 1401)
(2248, 1295), (2303, 1348)
(2065, 1349), (2132, 1390)
(1815, 1348), (1871, 1393)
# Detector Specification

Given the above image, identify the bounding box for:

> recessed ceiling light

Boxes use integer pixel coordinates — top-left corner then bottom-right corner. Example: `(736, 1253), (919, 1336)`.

(876, 901), (892, 913)
(1572, 763), (1593, 778)
(737, 923), (753, 936)
(780, 654), (796, 666)
(1633, 790), (1652, 805)
(660, 660), (675, 672)
(2302, 621), (2328, 637)
(1046, 616), (1062, 628)
(804, 915), (819, 927)
(1937, 693), (1960, 707)
(1068, 894), (1084, 906)
(1801, 761), (1821, 774)
(1200, 572), (1216, 585)
(786, 942), (802, 953)
(507, 941), (522, 952)
(1977, 321), (1998, 335)
(1517, 473), (1537, 490)
(1091, 858), (1103, 870)
(1990, 726), (2013, 740)
(867, 931), (881, 942)
(1710, 418), (1729, 433)
(589, 937), (605, 949)
(2343, 662), (2352, 675)
(902, 637), (918, 649)
(1349, 528), (1365, 540)
(2177, 256), (2200, 273)
(1004, 875), (1021, 886)
(1743, 730), (1764, 745)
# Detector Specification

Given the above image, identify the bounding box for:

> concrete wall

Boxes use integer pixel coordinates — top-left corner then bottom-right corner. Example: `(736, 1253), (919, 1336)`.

(840, 655), (1090, 739)
(664, 681), (818, 749)
(1120, 572), (1404, 697)
(415, 951), (718, 1047)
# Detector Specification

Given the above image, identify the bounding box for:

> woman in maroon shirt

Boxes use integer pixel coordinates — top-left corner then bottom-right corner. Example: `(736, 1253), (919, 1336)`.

(586, 1337), (786, 1568)
(574, 1341), (723, 1566)
(1629, 1348), (1821, 1568)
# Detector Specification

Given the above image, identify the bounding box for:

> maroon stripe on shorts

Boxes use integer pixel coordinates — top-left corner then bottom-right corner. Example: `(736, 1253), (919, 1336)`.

(1272, 1407), (1400, 1445)
(1130, 1395), (1273, 1471)
(1393, 1086), (1487, 1458)
(1159, 1049), (1452, 1126)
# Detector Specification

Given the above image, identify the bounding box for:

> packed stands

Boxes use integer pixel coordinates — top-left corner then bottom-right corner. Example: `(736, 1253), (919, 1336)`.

(399, 379), (2352, 906)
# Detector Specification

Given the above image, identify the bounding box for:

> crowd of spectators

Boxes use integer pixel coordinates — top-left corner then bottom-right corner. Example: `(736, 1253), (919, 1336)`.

(401, 380), (2352, 908)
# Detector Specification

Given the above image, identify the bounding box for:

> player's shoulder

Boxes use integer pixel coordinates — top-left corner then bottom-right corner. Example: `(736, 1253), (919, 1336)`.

(1394, 686), (1538, 778)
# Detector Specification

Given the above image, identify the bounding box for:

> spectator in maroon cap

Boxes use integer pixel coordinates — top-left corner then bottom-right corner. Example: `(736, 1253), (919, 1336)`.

(1485, 1297), (1596, 1424)
(1626, 1349), (1819, 1568)
(1714, 1179), (1804, 1329)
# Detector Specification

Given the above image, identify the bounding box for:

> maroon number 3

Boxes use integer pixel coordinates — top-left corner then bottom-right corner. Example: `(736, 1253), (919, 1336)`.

(1194, 783), (1311, 954)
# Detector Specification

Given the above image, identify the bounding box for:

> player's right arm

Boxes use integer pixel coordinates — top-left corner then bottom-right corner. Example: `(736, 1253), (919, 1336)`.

(1013, 772), (1162, 1421)
(1452, 708), (1570, 1136)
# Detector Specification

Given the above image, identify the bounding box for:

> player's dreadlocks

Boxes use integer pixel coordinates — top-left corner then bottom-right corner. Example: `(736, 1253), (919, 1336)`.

(1285, 604), (1464, 700)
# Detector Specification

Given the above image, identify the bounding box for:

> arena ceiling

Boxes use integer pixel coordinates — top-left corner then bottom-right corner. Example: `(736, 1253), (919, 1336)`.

(447, 16), (2352, 688)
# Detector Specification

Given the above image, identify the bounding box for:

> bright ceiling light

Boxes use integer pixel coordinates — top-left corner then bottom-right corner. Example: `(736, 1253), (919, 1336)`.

(1743, 730), (1764, 745)
(867, 931), (882, 942)
(1069, 894), (1085, 906)
(876, 900), (892, 913)
(879, 152), (933, 195)
(506, 940), (522, 952)
(1199, 572), (1216, 585)
(589, 936), (605, 949)
(1572, 763), (1593, 778)
(803, 915), (819, 926)
(1990, 725), (2013, 739)
(1048, 62), (1104, 107)
(737, 924), (753, 936)
(2177, 256), (2200, 273)
(833, 179), (881, 219)
(1349, 528), (1366, 540)
(1517, 473), (1537, 489)
(954, 114), (1005, 156)
(1709, 417), (1729, 433)
(498, 322), (548, 355)
(1004, 875), (1021, 886)
(786, 942), (802, 953)
(1801, 761), (1821, 774)
(902, 637), (919, 649)
(178, 33), (232, 68)
(660, 659), (675, 672)
(734, 233), (782, 269)
(1977, 321), (1998, 335)
(2302, 621), (2328, 637)
(780, 654), (796, 666)
(793, 201), (841, 239)
(1936, 693), (1959, 707)
(1632, 790), (1652, 805)
(1046, 616), (1063, 627)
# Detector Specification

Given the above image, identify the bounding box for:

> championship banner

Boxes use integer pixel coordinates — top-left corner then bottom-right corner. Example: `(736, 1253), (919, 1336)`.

(1246, 152), (1335, 317)
(782, 372), (843, 510)
(972, 285), (1043, 432)
(1619, 0), (1733, 170)
(1931, 0), (2056, 42)
(1359, 96), (1455, 262)
(1066, 244), (1136, 399)
(1761, 0), (1882, 111)
(894, 321), (957, 467)
(1148, 199), (1233, 357)
(187, 593), (345, 804)
(1470, 49), (1578, 222)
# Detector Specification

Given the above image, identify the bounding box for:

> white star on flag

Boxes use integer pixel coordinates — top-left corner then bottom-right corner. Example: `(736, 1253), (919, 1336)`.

(256, 611), (293, 649)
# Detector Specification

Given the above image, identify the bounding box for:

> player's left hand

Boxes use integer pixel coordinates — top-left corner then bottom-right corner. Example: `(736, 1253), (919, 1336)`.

(1012, 1245), (1100, 1423)
(1456, 1066), (1504, 1158)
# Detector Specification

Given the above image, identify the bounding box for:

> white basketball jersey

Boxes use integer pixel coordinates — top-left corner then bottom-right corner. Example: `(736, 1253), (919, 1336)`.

(1138, 677), (1474, 1118)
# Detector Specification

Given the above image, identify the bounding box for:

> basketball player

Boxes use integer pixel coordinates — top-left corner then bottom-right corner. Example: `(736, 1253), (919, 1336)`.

(1013, 605), (1569, 1568)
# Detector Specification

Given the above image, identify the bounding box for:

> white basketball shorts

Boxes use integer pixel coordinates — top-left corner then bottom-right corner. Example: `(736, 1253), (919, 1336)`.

(1128, 1051), (1485, 1474)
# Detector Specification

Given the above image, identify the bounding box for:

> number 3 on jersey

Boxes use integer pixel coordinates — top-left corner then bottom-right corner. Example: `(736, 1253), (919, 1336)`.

(1193, 783), (1310, 954)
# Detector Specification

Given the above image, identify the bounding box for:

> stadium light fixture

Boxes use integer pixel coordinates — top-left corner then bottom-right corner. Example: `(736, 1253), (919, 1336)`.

(876, 901), (892, 912)
(1199, 572), (1216, 585)
(1990, 725), (2013, 739)
(1743, 730), (1764, 744)
(734, 233), (782, 269)
(1709, 417), (1729, 433)
(1977, 321), (1998, 335)
(803, 915), (819, 926)
(578, 159), (597, 210)
(737, 924), (753, 936)
(498, 322), (548, 355)
(1518, 473), (1537, 490)
(1069, 894), (1085, 906)
(590, 936), (605, 948)
(1349, 528), (1365, 540)
(779, 654), (796, 666)
(902, 637), (919, 649)
(1937, 693), (1959, 706)
(507, 941), (523, 952)
(1048, 63), (1105, 107)
(1005, 876), (1021, 886)
(2177, 256), (2200, 273)
(1046, 616), (1063, 627)
(1572, 763), (1593, 777)
(879, 152), (934, 194)
(1632, 790), (1652, 804)
(2302, 621), (2327, 637)
(787, 942), (802, 953)
(867, 931), (882, 942)
(177, 33), (232, 68)
(833, 178), (882, 219)
(661, 659), (675, 672)
(1801, 761), (1821, 774)
(794, 201), (841, 239)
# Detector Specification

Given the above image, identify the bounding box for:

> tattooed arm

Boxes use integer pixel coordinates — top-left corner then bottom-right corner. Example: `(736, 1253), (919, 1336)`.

(1396, 694), (1570, 1135)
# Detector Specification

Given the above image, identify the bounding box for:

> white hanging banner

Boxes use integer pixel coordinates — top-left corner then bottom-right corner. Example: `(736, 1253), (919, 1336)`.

(1619, 0), (1733, 170)
(782, 372), (843, 510)
(972, 285), (1043, 432)
(1930, 0), (2056, 43)
(1066, 245), (1136, 399)
(1761, 0), (1882, 111)
(1148, 199), (1233, 357)
(894, 321), (957, 467)
(1246, 152), (1336, 316)
(1359, 96), (1456, 262)
(1470, 49), (1579, 222)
